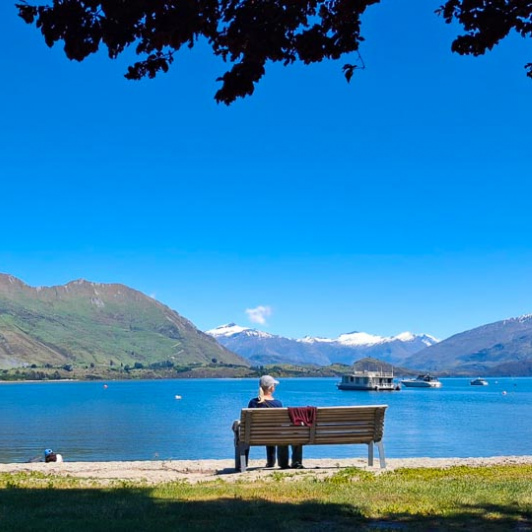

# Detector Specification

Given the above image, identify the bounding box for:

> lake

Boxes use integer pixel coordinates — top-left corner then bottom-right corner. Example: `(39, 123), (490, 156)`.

(1, 377), (530, 463)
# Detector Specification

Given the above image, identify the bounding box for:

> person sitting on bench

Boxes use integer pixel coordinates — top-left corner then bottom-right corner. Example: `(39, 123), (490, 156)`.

(247, 375), (303, 469)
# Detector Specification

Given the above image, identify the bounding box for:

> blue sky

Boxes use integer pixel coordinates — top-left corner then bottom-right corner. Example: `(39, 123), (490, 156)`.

(1, 1), (532, 341)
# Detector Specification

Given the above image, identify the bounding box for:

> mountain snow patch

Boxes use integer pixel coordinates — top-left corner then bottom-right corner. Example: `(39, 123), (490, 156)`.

(206, 323), (275, 339)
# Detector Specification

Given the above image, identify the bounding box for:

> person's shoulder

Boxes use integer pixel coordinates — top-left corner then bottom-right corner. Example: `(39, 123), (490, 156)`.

(267, 399), (283, 408)
(248, 398), (260, 408)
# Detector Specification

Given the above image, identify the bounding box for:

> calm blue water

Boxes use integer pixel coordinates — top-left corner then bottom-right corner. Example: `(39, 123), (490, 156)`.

(0, 377), (531, 463)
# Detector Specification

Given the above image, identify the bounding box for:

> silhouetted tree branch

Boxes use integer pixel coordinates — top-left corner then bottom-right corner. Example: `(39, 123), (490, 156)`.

(16, 0), (377, 104)
(437, 0), (532, 78)
(15, 0), (532, 104)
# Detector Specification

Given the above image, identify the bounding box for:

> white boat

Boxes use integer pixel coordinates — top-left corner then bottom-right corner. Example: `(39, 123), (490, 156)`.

(470, 377), (488, 386)
(337, 369), (399, 391)
(401, 374), (442, 388)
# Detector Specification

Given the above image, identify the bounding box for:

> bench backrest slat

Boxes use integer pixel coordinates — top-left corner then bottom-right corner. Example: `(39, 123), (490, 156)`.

(239, 405), (387, 446)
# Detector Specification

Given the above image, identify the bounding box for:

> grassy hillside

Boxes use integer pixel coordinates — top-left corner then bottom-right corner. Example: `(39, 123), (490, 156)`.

(0, 274), (246, 370)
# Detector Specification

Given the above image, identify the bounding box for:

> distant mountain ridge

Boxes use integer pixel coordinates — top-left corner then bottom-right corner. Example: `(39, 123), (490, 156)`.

(209, 316), (532, 375)
(0, 274), (246, 369)
(206, 323), (439, 366)
(4, 272), (532, 376)
(405, 314), (532, 375)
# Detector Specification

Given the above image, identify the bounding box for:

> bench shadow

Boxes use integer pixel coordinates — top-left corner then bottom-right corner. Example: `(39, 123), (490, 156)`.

(216, 464), (336, 475)
(1, 485), (530, 531)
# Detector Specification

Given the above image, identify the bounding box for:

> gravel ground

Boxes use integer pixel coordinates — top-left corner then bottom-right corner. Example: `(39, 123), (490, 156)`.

(1, 456), (531, 485)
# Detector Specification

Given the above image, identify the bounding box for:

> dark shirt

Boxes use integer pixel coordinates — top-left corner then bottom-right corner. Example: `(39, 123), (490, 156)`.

(248, 398), (283, 408)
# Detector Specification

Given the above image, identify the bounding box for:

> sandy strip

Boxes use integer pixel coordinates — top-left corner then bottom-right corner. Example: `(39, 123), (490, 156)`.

(1, 456), (531, 485)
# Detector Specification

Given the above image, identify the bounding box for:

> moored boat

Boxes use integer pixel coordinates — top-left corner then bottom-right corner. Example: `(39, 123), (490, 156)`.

(337, 369), (399, 391)
(401, 374), (442, 388)
(470, 377), (488, 386)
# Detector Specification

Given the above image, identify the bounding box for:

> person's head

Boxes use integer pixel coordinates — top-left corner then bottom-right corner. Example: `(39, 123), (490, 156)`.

(258, 375), (279, 402)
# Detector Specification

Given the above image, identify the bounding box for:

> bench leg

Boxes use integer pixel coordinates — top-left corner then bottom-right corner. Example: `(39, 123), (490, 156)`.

(234, 442), (240, 471)
(376, 441), (386, 469)
(237, 444), (249, 473)
(367, 441), (374, 466)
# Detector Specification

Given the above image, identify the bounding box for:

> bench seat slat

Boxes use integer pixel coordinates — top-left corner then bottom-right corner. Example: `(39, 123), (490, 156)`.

(247, 437), (376, 445)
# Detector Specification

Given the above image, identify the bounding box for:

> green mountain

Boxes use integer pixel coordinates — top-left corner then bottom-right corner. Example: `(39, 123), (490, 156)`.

(0, 274), (247, 369)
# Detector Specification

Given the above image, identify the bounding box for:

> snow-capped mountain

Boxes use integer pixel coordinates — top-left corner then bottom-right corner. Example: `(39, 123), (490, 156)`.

(206, 323), (275, 339)
(206, 324), (439, 366)
(302, 330), (438, 348)
(206, 323), (331, 365)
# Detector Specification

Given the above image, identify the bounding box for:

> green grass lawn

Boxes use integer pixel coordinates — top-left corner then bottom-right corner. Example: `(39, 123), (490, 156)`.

(1, 465), (531, 531)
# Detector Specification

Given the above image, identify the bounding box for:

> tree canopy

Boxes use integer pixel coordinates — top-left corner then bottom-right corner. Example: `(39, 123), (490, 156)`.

(15, 0), (532, 104)
(437, 0), (532, 77)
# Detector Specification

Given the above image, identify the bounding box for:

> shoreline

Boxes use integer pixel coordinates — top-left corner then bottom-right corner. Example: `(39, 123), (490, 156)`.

(1, 456), (531, 485)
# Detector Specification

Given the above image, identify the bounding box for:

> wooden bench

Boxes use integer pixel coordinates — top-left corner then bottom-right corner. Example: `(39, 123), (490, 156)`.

(233, 405), (387, 472)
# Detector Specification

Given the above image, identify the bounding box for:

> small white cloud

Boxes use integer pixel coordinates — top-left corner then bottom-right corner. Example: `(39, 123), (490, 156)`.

(245, 305), (272, 325)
